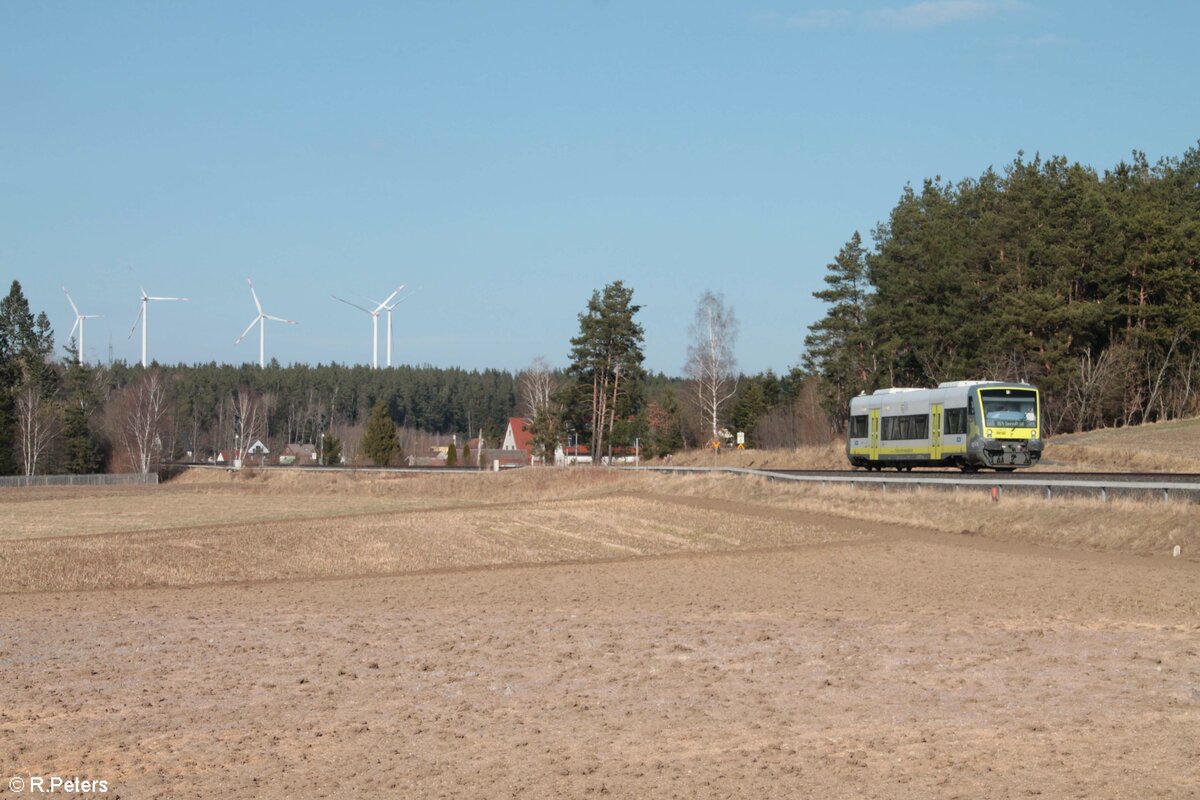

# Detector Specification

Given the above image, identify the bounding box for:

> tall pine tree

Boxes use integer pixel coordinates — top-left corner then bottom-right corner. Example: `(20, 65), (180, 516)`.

(803, 232), (873, 425)
(564, 281), (646, 460)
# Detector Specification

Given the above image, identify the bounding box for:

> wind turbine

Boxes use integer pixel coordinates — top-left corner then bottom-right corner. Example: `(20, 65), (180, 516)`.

(62, 285), (101, 366)
(332, 285), (402, 368)
(128, 287), (189, 368)
(236, 278), (297, 368)
(371, 285), (418, 368)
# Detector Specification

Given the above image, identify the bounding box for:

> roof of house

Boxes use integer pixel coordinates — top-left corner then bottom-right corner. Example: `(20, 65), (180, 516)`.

(477, 448), (530, 466)
(506, 417), (534, 453)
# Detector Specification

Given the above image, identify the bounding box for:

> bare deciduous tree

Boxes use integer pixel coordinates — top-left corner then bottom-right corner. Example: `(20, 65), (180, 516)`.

(684, 291), (739, 443)
(518, 357), (559, 422)
(231, 387), (267, 464)
(116, 370), (171, 474)
(15, 379), (60, 477)
(518, 357), (563, 459)
(752, 376), (834, 449)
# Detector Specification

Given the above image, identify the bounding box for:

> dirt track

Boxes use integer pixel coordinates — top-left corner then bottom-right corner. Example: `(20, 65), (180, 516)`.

(3, 499), (1198, 799)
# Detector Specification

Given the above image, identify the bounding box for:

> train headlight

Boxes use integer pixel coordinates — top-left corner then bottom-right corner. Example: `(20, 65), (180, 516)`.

(1032, 430), (1038, 439)
(986, 429), (993, 438)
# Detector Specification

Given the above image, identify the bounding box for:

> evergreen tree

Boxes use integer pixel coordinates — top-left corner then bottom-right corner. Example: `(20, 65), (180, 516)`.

(446, 441), (457, 466)
(461, 442), (470, 466)
(57, 363), (106, 473)
(803, 232), (873, 425)
(807, 143), (1200, 432)
(321, 434), (342, 465)
(360, 400), (399, 466)
(729, 379), (767, 443)
(0, 281), (56, 475)
(645, 385), (684, 456)
(564, 281), (646, 460)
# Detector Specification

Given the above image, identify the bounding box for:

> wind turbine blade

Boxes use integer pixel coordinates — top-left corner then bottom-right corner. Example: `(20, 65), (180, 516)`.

(235, 316), (261, 344)
(264, 314), (297, 325)
(332, 295), (373, 314)
(388, 285), (422, 309)
(247, 278), (263, 314)
(140, 287), (148, 299)
(83, 314), (102, 319)
(374, 285), (405, 312)
(62, 286), (80, 316)
(70, 318), (81, 339)
(127, 304), (144, 340)
(146, 296), (189, 302)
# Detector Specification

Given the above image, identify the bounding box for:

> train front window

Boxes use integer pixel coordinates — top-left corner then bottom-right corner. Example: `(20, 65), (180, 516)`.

(980, 389), (1037, 428)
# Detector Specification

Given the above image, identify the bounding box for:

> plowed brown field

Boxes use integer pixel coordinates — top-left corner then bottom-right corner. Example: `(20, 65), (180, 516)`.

(2, 469), (1197, 798)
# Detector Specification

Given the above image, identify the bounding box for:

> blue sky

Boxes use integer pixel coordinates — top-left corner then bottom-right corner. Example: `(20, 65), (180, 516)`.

(3, 1), (1197, 374)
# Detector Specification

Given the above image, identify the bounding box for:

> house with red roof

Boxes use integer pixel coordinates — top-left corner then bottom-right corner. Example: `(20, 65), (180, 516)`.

(501, 417), (534, 455)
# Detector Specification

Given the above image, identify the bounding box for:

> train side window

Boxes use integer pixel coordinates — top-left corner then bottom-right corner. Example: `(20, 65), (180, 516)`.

(881, 414), (928, 440)
(944, 408), (968, 435)
(849, 415), (868, 438)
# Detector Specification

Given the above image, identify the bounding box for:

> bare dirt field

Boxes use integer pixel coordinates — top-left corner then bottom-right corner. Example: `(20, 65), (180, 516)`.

(2, 469), (1198, 798)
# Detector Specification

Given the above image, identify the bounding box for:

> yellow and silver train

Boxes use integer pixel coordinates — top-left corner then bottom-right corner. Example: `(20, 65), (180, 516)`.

(847, 381), (1042, 471)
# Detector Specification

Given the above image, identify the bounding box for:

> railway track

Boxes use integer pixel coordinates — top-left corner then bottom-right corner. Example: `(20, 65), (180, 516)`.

(765, 468), (1200, 484)
(640, 465), (1200, 503)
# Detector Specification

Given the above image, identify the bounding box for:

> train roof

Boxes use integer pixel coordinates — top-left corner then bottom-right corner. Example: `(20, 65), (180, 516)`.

(860, 380), (1036, 397)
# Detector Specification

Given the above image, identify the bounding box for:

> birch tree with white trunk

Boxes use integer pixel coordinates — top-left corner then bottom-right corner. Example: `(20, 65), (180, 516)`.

(518, 357), (559, 422)
(118, 370), (171, 474)
(685, 291), (739, 444)
(15, 378), (60, 477)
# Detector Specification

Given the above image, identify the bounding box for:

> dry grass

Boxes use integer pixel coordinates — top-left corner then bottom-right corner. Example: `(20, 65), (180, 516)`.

(650, 441), (848, 470)
(0, 466), (1194, 594)
(1044, 416), (1200, 472)
(659, 472), (1199, 559)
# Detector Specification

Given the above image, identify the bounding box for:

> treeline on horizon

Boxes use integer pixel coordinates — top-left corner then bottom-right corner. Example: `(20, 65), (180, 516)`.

(0, 276), (827, 475)
(804, 143), (1200, 432)
(4, 142), (1198, 475)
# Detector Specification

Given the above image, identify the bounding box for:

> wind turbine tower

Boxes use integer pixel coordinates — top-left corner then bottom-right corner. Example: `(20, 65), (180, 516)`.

(129, 287), (189, 368)
(372, 285), (413, 368)
(236, 278), (297, 368)
(332, 285), (402, 368)
(62, 285), (101, 366)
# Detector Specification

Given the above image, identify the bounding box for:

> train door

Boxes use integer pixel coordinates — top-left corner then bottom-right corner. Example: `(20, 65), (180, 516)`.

(869, 409), (880, 462)
(930, 404), (943, 461)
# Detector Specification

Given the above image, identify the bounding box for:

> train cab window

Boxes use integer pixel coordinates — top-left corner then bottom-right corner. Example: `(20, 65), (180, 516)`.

(849, 415), (868, 438)
(943, 408), (968, 435)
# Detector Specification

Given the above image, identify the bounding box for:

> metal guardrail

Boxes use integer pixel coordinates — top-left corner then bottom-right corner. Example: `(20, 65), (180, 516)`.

(637, 466), (1200, 504)
(180, 463), (499, 475)
(0, 472), (159, 488)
